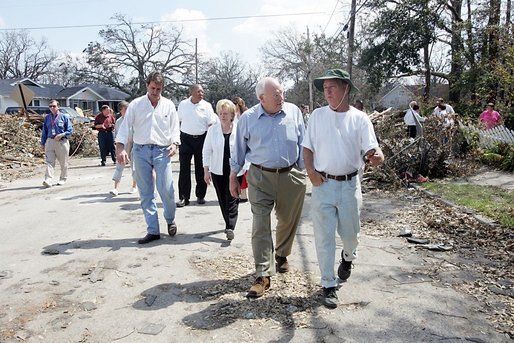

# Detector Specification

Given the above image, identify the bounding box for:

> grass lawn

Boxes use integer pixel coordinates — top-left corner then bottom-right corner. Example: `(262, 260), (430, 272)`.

(422, 182), (514, 228)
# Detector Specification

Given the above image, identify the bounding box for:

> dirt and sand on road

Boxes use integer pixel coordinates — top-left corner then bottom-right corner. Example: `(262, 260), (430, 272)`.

(0, 157), (512, 342)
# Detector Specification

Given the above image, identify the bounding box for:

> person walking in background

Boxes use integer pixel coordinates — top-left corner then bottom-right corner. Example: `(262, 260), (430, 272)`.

(230, 77), (307, 298)
(177, 84), (217, 207)
(403, 101), (425, 138)
(94, 104), (116, 166)
(40, 99), (73, 187)
(479, 103), (502, 129)
(232, 96), (250, 202)
(110, 101), (137, 196)
(203, 99), (243, 241)
(300, 104), (310, 126)
(303, 69), (384, 309)
(115, 71), (180, 244)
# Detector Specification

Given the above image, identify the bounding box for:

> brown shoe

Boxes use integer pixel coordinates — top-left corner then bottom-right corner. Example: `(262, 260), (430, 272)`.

(275, 255), (289, 273)
(246, 276), (270, 298)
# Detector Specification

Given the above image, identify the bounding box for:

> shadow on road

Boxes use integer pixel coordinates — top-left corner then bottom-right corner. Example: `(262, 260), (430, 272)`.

(41, 229), (229, 255)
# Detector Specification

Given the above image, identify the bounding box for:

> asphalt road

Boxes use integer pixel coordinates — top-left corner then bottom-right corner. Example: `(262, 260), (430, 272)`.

(0, 157), (509, 342)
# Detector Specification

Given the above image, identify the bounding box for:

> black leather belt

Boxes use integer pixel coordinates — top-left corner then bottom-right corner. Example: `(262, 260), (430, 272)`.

(182, 132), (206, 138)
(252, 163), (293, 173)
(318, 170), (358, 181)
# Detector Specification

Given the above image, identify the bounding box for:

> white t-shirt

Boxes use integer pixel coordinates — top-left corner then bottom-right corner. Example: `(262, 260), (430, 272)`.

(302, 105), (379, 175)
(178, 97), (217, 135)
(433, 104), (454, 117)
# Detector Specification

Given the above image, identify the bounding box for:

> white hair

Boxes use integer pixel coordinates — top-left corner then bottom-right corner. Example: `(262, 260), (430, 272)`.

(255, 77), (280, 99)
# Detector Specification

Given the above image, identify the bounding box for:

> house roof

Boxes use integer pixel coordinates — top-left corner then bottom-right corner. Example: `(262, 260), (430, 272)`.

(0, 78), (129, 101)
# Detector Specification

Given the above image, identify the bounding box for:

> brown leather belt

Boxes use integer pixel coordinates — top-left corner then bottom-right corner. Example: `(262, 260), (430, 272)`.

(318, 170), (358, 181)
(252, 163), (293, 173)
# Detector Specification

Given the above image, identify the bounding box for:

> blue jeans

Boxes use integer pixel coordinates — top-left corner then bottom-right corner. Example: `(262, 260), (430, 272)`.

(133, 144), (176, 235)
(311, 178), (362, 288)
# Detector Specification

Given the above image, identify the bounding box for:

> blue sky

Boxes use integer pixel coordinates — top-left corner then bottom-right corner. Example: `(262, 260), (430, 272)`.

(0, 0), (351, 65)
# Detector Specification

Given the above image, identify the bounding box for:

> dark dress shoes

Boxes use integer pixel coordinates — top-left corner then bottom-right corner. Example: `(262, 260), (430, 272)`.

(197, 198), (206, 205)
(137, 234), (160, 244)
(176, 199), (189, 207)
(167, 222), (177, 237)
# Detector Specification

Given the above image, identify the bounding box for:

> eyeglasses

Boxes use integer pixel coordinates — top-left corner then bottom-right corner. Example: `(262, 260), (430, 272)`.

(49, 105), (57, 108)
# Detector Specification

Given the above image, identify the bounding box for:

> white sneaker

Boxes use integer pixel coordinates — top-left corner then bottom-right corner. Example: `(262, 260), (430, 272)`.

(42, 180), (51, 188)
(110, 189), (119, 196)
(57, 180), (66, 186)
(129, 187), (137, 194)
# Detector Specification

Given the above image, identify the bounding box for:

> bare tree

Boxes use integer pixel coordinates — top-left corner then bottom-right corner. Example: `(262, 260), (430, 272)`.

(80, 14), (195, 98)
(0, 30), (55, 80)
(201, 51), (260, 106)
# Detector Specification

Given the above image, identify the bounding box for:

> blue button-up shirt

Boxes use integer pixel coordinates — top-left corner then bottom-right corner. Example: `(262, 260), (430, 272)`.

(230, 102), (305, 174)
(41, 111), (74, 145)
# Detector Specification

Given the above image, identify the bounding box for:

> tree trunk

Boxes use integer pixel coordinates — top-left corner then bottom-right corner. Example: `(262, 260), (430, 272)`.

(423, 0), (431, 101)
(449, 0), (463, 103)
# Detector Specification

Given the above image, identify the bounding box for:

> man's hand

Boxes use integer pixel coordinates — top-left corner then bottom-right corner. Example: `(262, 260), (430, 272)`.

(365, 148), (384, 167)
(229, 172), (240, 198)
(166, 143), (178, 157)
(307, 169), (326, 187)
(116, 143), (129, 165)
(204, 168), (211, 186)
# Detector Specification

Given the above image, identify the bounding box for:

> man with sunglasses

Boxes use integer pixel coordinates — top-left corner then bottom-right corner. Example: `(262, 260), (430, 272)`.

(40, 100), (74, 187)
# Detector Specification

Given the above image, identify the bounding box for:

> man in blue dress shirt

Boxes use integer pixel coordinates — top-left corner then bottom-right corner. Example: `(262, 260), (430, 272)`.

(40, 99), (73, 187)
(230, 77), (306, 298)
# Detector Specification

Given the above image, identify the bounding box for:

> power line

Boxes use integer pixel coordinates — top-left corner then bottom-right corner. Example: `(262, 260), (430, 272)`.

(331, 0), (371, 40)
(0, 12), (326, 31)
(323, 0), (341, 34)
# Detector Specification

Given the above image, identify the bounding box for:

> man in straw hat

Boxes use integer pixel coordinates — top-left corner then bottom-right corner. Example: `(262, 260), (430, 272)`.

(302, 69), (384, 308)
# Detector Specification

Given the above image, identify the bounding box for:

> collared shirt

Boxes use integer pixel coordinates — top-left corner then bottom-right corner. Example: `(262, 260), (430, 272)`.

(230, 102), (305, 174)
(41, 111), (74, 145)
(94, 112), (116, 132)
(479, 110), (501, 129)
(116, 94), (180, 147)
(302, 105), (379, 176)
(403, 108), (426, 126)
(177, 97), (217, 135)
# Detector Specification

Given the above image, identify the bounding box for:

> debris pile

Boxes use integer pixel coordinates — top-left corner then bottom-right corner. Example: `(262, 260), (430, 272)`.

(0, 115), (99, 182)
(369, 110), (481, 187)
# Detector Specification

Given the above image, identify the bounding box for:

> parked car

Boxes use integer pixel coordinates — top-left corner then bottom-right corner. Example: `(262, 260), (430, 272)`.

(59, 107), (93, 124)
(3, 106), (92, 124)
(4, 106), (50, 115)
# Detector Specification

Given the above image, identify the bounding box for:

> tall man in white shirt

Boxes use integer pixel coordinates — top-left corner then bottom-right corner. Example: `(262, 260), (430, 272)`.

(115, 71), (180, 244)
(302, 69), (384, 308)
(177, 84), (217, 207)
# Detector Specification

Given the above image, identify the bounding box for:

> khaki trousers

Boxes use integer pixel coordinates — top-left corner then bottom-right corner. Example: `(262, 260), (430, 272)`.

(247, 165), (306, 277)
(44, 139), (70, 182)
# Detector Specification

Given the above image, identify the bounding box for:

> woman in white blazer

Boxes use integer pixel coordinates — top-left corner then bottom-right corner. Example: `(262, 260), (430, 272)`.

(203, 99), (243, 241)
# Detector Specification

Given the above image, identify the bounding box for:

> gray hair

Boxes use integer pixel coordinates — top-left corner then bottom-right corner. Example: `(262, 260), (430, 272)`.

(255, 77), (280, 99)
(118, 100), (129, 111)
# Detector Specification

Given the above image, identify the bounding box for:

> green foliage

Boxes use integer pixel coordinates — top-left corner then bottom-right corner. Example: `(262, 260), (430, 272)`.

(423, 183), (514, 228)
(359, 0), (436, 91)
(483, 143), (514, 172)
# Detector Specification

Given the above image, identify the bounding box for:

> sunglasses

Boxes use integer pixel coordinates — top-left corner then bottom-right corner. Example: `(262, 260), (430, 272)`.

(49, 105), (57, 108)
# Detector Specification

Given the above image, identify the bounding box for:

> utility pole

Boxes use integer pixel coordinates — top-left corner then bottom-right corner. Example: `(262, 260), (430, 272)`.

(195, 38), (199, 84)
(348, 0), (357, 77)
(306, 26), (313, 112)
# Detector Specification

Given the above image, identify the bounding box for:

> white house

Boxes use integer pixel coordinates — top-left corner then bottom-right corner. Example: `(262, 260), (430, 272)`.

(377, 84), (416, 109)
